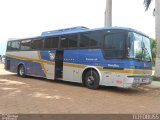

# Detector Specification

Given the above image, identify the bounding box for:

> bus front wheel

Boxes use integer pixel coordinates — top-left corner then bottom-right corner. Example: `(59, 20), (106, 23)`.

(84, 70), (99, 89)
(18, 65), (26, 77)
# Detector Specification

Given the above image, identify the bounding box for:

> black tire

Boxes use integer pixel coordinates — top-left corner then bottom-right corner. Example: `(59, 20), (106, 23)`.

(18, 65), (26, 77)
(84, 70), (99, 89)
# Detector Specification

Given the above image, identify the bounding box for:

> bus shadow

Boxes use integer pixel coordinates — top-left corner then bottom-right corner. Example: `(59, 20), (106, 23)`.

(99, 86), (148, 95)
(25, 75), (83, 88)
(0, 74), (83, 88)
(0, 74), (152, 95)
(24, 75), (151, 95)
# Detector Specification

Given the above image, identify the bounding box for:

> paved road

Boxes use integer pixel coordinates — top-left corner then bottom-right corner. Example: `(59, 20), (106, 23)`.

(0, 64), (160, 114)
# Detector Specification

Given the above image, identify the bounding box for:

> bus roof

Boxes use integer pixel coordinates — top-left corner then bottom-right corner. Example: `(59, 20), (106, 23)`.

(8, 26), (149, 41)
(41, 26), (148, 37)
(41, 26), (89, 36)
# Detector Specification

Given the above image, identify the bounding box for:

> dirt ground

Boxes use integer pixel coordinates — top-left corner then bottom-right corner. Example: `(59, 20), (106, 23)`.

(0, 63), (160, 114)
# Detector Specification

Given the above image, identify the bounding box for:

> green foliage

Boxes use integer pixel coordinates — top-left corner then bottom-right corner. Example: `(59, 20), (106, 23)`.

(150, 38), (156, 65)
(135, 51), (144, 59)
(144, 0), (153, 11)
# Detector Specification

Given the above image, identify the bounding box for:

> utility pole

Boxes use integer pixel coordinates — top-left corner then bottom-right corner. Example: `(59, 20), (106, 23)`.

(105, 0), (112, 27)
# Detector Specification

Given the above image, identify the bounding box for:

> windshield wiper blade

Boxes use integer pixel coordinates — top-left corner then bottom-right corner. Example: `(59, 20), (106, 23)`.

(128, 57), (142, 61)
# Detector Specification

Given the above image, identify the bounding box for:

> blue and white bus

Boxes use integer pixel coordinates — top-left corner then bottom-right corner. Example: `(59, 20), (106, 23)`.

(5, 26), (152, 89)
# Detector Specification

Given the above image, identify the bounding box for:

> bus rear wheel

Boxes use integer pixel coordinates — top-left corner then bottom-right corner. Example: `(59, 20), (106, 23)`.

(84, 70), (99, 89)
(18, 65), (26, 77)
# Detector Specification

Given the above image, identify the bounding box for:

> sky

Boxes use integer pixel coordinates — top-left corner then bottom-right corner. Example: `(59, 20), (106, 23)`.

(0, 0), (155, 55)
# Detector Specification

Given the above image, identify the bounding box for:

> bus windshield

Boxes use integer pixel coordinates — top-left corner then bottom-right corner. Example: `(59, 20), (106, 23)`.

(128, 32), (152, 62)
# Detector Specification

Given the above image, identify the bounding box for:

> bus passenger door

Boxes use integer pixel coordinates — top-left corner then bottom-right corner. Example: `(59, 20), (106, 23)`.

(40, 50), (56, 79)
(73, 65), (80, 82)
(73, 50), (80, 82)
(62, 50), (80, 82)
(55, 50), (64, 79)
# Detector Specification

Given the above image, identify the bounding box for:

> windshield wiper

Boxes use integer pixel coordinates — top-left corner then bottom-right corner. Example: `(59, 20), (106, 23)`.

(127, 56), (142, 61)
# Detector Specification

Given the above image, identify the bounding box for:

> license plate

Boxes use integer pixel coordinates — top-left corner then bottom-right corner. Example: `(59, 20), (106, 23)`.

(141, 78), (149, 83)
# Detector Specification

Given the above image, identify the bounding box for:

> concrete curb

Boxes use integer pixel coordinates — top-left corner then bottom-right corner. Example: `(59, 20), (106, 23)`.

(149, 81), (160, 88)
(151, 81), (160, 86)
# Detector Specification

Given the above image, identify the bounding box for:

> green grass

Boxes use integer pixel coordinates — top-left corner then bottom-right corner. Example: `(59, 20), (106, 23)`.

(153, 76), (160, 82)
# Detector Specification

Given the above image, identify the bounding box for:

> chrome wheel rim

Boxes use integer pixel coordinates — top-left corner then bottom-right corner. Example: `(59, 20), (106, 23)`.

(87, 76), (95, 85)
(20, 67), (24, 76)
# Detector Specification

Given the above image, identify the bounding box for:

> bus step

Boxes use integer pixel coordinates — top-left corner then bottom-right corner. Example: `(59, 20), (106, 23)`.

(56, 78), (63, 80)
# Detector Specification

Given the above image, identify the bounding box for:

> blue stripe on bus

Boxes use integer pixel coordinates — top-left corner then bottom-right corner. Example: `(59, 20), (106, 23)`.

(62, 49), (152, 70)
(5, 49), (152, 77)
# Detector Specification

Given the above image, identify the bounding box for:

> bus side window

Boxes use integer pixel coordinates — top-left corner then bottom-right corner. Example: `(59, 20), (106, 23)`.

(80, 31), (101, 48)
(10, 41), (20, 51)
(104, 33), (125, 58)
(20, 39), (32, 51)
(7, 42), (12, 51)
(79, 34), (89, 47)
(60, 34), (78, 49)
(32, 39), (43, 50)
(44, 37), (59, 49)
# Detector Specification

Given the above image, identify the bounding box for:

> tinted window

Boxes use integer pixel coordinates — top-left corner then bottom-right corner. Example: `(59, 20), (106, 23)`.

(105, 33), (125, 49)
(7, 41), (20, 51)
(60, 34), (78, 48)
(44, 37), (59, 49)
(7, 42), (12, 51)
(80, 31), (101, 48)
(103, 32), (126, 58)
(32, 38), (43, 50)
(20, 40), (32, 50)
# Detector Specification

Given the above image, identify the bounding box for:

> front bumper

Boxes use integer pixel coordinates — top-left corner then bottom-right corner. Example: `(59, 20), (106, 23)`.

(126, 75), (152, 87)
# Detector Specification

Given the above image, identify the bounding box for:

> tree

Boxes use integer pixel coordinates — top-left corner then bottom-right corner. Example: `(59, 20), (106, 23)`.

(150, 38), (156, 65)
(144, 0), (160, 77)
(105, 0), (112, 26)
(144, 0), (153, 11)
